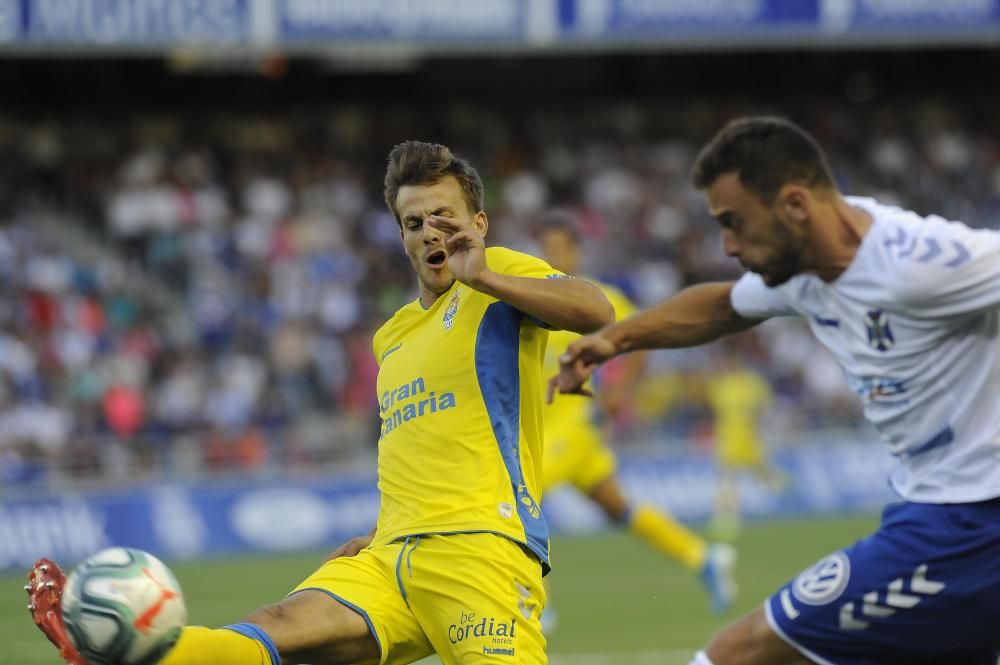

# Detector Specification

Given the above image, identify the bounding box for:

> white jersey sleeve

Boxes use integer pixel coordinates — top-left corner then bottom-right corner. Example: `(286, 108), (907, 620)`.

(730, 272), (799, 319)
(886, 217), (1000, 318)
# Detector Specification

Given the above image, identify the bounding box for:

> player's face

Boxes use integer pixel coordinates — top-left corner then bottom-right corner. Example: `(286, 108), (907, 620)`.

(539, 228), (579, 274)
(395, 175), (485, 302)
(706, 172), (807, 287)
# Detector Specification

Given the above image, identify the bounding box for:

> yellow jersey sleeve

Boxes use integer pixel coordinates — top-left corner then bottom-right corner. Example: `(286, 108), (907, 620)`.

(486, 245), (565, 281)
(485, 246), (569, 329)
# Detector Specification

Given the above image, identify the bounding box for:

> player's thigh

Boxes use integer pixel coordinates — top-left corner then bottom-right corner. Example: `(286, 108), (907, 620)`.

(247, 588), (380, 665)
(705, 607), (811, 665)
(404, 533), (547, 665)
(249, 545), (433, 665)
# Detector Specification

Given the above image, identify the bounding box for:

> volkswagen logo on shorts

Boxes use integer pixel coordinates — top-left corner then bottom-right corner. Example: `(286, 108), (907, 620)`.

(792, 552), (851, 606)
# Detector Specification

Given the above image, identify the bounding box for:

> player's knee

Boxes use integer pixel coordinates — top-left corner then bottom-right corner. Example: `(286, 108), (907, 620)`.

(705, 609), (791, 665)
(245, 602), (291, 633)
(604, 501), (631, 524)
(587, 481), (630, 522)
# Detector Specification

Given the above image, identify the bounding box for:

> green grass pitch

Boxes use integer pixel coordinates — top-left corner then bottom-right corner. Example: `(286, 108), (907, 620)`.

(2, 515), (880, 665)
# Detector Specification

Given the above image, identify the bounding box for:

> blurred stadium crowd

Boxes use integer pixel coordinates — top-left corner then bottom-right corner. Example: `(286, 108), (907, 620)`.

(2, 95), (998, 486)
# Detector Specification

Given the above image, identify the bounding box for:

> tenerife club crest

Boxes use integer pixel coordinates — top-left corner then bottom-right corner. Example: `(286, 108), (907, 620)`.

(864, 309), (895, 352)
(443, 287), (462, 330)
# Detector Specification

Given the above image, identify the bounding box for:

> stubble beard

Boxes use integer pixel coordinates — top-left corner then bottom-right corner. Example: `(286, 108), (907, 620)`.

(759, 218), (806, 287)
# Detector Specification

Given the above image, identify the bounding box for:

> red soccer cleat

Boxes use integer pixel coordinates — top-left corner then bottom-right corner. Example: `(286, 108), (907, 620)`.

(26, 558), (89, 665)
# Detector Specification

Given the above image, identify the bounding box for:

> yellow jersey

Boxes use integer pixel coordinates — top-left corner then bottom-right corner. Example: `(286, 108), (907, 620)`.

(705, 368), (772, 465)
(542, 280), (636, 428)
(371, 247), (562, 570)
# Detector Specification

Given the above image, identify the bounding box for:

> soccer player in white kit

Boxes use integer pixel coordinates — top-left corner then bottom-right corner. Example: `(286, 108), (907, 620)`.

(548, 117), (1000, 665)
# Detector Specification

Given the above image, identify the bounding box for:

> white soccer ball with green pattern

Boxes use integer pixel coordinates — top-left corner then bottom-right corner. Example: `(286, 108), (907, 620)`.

(61, 548), (186, 665)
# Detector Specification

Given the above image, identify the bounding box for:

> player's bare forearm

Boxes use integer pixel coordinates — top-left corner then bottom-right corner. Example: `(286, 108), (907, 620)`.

(471, 270), (614, 333)
(548, 282), (760, 402)
(602, 282), (760, 355)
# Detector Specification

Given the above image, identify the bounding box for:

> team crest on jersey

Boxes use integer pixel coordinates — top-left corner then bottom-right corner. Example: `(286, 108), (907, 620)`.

(864, 309), (895, 352)
(443, 288), (462, 330)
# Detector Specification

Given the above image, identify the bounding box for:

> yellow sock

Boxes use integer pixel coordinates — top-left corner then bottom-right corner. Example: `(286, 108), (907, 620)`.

(159, 625), (276, 665)
(628, 504), (707, 571)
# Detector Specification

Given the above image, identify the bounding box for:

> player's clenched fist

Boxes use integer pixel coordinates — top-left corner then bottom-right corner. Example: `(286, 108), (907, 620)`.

(546, 333), (617, 403)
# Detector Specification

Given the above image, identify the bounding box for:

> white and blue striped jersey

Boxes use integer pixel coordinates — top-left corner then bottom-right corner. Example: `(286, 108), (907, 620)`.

(731, 197), (1000, 503)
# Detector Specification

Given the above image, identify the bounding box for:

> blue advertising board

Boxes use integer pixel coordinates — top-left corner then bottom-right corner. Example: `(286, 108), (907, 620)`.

(276, 0), (1000, 45)
(0, 474), (381, 571)
(544, 440), (897, 532)
(7, 0), (251, 45)
(0, 0), (997, 47)
(0, 439), (898, 571)
(278, 0), (542, 42)
(562, 0), (819, 37)
(0, 0), (19, 41)
(820, 0), (1000, 34)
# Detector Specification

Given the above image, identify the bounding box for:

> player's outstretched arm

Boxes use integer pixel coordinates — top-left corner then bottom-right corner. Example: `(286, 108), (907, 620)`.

(474, 271), (614, 334)
(598, 281), (759, 352)
(548, 282), (761, 399)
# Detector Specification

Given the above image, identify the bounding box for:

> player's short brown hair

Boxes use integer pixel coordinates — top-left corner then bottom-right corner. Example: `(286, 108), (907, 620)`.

(691, 117), (835, 204)
(383, 141), (484, 226)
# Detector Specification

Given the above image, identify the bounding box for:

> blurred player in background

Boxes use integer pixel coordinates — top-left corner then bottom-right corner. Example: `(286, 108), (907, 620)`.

(550, 117), (1000, 665)
(28, 141), (614, 665)
(536, 213), (736, 618)
(703, 345), (786, 541)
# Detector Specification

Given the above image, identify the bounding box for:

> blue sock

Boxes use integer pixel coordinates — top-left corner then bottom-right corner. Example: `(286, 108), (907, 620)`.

(223, 622), (281, 665)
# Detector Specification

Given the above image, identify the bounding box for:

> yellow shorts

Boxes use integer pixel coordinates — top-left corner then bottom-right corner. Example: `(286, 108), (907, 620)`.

(541, 421), (617, 495)
(291, 532), (547, 665)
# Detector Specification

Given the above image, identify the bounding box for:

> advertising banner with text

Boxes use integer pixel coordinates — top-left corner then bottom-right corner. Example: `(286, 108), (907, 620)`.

(0, 438), (898, 571)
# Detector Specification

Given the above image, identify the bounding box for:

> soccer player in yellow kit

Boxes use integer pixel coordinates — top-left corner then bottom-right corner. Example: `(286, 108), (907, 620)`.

(704, 349), (785, 540)
(28, 141), (614, 665)
(537, 216), (736, 617)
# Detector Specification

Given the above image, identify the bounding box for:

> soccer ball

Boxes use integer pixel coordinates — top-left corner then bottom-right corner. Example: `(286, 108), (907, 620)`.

(61, 547), (187, 665)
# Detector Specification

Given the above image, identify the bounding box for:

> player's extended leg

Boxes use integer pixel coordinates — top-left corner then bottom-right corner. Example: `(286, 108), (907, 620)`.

(710, 467), (742, 542)
(587, 476), (737, 614)
(688, 608), (810, 665)
(27, 558), (380, 665)
(160, 589), (380, 665)
(590, 476), (705, 569)
(705, 500), (1000, 665)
